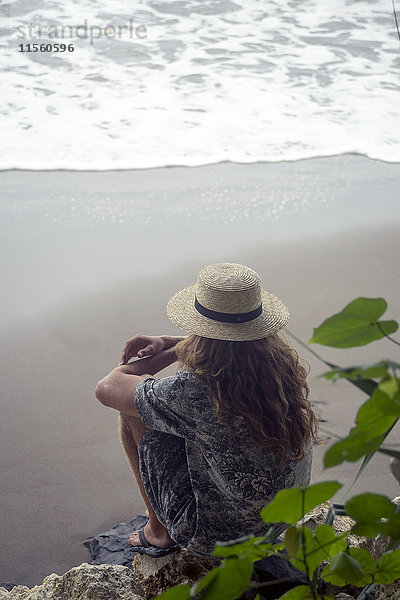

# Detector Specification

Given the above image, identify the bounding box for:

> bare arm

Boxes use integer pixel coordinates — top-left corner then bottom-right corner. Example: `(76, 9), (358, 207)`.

(119, 334), (186, 365)
(95, 346), (179, 416)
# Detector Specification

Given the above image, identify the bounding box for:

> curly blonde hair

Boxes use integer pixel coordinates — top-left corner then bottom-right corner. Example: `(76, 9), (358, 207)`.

(175, 333), (319, 464)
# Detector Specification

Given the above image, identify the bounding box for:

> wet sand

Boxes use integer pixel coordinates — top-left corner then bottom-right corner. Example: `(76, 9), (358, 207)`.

(1, 155), (400, 586)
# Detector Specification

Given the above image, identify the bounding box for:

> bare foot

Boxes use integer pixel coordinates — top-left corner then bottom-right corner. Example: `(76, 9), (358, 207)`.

(129, 521), (175, 548)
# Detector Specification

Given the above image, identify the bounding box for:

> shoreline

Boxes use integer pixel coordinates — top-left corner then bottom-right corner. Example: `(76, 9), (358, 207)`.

(0, 152), (399, 173)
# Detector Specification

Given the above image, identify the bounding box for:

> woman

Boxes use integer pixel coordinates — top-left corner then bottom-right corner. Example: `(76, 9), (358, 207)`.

(95, 263), (318, 558)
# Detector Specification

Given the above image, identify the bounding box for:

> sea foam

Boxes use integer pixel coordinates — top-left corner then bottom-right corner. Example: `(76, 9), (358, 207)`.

(1, 0), (399, 170)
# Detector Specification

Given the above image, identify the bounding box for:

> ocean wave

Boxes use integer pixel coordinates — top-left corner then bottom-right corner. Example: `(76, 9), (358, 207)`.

(1, 0), (399, 170)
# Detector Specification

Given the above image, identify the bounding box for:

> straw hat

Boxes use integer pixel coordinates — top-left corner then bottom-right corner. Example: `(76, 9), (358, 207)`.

(167, 263), (289, 341)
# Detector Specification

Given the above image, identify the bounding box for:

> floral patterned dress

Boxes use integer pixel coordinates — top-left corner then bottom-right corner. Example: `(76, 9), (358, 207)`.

(134, 368), (312, 556)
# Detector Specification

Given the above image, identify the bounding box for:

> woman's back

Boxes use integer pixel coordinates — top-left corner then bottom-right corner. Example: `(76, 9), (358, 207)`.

(135, 354), (314, 555)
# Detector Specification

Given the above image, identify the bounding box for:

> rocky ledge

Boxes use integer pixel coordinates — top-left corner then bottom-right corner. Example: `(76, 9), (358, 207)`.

(2, 499), (399, 600)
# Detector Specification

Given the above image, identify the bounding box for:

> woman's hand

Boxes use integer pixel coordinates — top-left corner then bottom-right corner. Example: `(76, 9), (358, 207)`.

(119, 335), (184, 365)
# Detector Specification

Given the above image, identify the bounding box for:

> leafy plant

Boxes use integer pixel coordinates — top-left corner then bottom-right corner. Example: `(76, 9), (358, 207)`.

(155, 298), (400, 600)
(308, 298), (398, 348)
(309, 298), (400, 479)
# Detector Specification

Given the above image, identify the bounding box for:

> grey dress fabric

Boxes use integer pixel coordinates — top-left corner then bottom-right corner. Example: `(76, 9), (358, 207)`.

(134, 368), (312, 557)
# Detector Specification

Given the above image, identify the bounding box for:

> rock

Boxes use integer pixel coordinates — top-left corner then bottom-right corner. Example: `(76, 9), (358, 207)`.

(84, 514), (148, 567)
(0, 563), (145, 600)
(359, 533), (390, 560)
(300, 501), (362, 548)
(300, 501), (354, 532)
(132, 549), (215, 599)
(335, 594), (355, 600)
(4, 498), (400, 600)
(0, 585), (31, 599)
(375, 582), (400, 600)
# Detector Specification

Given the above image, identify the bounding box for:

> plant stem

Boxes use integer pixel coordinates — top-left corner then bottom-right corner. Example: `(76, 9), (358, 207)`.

(286, 329), (339, 369)
(376, 322), (400, 348)
(300, 490), (318, 600)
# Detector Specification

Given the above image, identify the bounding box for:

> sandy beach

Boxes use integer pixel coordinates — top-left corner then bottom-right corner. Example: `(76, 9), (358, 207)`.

(1, 155), (400, 587)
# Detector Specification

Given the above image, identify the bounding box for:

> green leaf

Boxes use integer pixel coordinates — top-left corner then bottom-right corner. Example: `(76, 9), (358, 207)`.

(328, 551), (364, 582)
(321, 562), (346, 587)
(277, 585), (314, 600)
(212, 534), (276, 561)
(321, 361), (398, 382)
(356, 408), (397, 438)
(321, 548), (374, 587)
(346, 493), (395, 525)
(321, 362), (400, 399)
(357, 382), (400, 431)
(289, 525), (347, 576)
(198, 558), (254, 600)
(324, 378), (400, 468)
(155, 584), (191, 600)
(190, 568), (219, 597)
(352, 382), (400, 447)
(379, 376), (400, 404)
(261, 482), (342, 525)
(285, 527), (302, 558)
(324, 430), (385, 468)
(313, 524), (348, 560)
(346, 378), (378, 396)
(308, 298), (398, 348)
(375, 549), (400, 584)
(288, 526), (312, 574)
(347, 548), (376, 585)
(345, 493), (400, 538)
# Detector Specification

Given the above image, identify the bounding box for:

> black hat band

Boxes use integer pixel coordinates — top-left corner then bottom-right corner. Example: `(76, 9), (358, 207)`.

(194, 296), (262, 324)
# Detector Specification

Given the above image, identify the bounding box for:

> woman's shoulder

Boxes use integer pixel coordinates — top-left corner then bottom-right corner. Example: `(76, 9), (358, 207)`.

(175, 367), (203, 381)
(174, 368), (209, 396)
